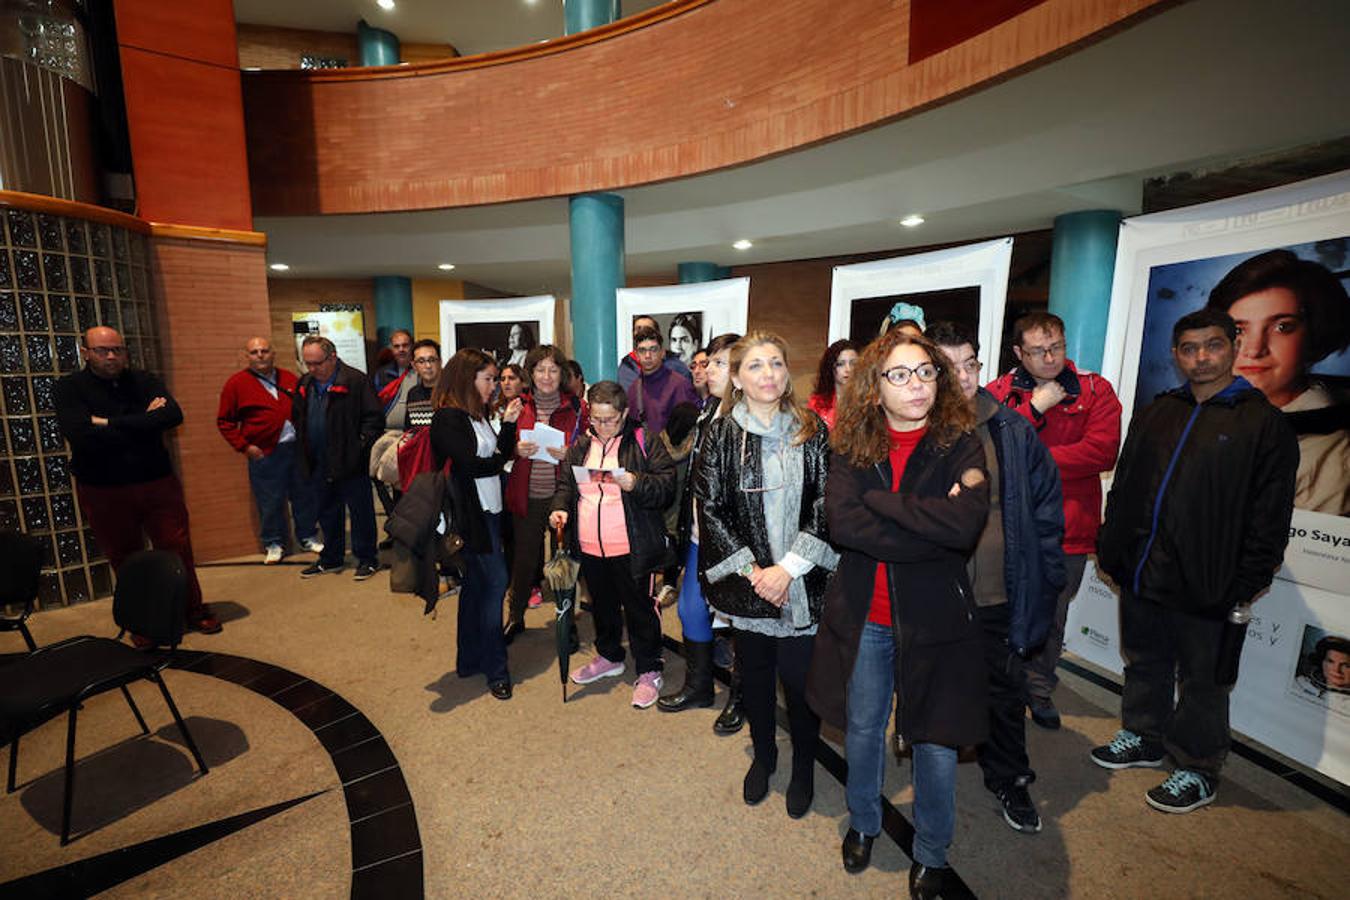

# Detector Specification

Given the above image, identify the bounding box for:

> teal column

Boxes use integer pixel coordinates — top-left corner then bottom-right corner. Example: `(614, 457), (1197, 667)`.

(372, 276), (413, 348)
(1047, 210), (1122, 373)
(564, 0), (621, 34)
(569, 193), (625, 383)
(357, 20), (400, 66)
(678, 261), (730, 283)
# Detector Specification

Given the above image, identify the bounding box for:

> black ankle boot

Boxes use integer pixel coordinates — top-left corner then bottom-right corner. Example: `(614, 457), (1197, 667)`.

(785, 768), (814, 818)
(841, 828), (875, 873)
(909, 862), (954, 899)
(658, 640), (715, 712)
(743, 755), (776, 805)
(714, 671), (745, 734)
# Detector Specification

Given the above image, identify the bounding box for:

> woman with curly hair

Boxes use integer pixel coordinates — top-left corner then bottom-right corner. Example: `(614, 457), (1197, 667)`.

(695, 332), (838, 818)
(806, 328), (989, 897)
(807, 339), (859, 429)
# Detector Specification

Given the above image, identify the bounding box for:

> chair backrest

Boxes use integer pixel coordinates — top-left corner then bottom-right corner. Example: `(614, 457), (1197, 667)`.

(113, 550), (188, 645)
(0, 530), (43, 611)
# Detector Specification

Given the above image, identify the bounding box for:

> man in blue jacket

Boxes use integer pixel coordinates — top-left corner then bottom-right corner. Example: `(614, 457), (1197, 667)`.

(1094, 308), (1297, 813)
(931, 322), (1065, 836)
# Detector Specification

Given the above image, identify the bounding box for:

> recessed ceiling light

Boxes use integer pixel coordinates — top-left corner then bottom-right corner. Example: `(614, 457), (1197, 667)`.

(376, 0), (395, 10)
(732, 239), (753, 250)
(437, 263), (456, 271)
(269, 263), (290, 271)
(899, 214), (925, 228)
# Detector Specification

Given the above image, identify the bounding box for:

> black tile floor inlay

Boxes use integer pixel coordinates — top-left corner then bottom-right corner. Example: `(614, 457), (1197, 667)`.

(0, 650), (423, 898)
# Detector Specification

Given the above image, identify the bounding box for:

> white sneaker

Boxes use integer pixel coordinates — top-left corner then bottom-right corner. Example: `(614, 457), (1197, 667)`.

(300, 537), (324, 554)
(263, 544), (284, 565)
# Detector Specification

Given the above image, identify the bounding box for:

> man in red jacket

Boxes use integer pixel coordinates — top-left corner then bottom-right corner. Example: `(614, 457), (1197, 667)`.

(987, 312), (1121, 729)
(217, 337), (321, 564)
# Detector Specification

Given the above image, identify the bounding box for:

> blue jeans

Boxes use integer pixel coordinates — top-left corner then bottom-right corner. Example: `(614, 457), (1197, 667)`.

(313, 471), (378, 567)
(457, 513), (510, 686)
(247, 441), (317, 549)
(845, 621), (957, 868)
(677, 541), (713, 643)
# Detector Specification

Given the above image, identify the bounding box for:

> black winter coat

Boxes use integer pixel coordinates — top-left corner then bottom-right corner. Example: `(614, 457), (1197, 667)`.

(552, 424), (677, 579)
(693, 412), (834, 620)
(806, 432), (991, 748)
(674, 404), (718, 561)
(1097, 378), (1297, 617)
(430, 407), (516, 555)
(293, 362), (384, 482)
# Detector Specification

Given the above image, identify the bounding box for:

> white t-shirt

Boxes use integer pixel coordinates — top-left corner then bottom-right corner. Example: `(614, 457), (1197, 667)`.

(471, 417), (503, 513)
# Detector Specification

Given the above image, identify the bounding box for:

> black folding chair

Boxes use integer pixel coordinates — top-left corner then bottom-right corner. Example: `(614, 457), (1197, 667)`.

(0, 530), (43, 651)
(0, 550), (209, 845)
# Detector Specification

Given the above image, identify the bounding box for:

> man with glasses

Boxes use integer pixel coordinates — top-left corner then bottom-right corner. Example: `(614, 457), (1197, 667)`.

(930, 321), (1066, 834)
(617, 315), (691, 391)
(55, 326), (221, 635)
(292, 336), (385, 581)
(988, 311), (1121, 730)
(625, 325), (699, 436)
(217, 336), (321, 565)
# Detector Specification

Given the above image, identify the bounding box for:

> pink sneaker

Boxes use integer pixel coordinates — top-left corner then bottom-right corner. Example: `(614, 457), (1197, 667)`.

(570, 655), (625, 685)
(528, 587), (544, 609)
(632, 671), (663, 709)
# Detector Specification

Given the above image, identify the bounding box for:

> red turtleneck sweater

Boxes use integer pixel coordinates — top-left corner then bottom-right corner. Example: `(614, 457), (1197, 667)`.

(869, 425), (927, 626)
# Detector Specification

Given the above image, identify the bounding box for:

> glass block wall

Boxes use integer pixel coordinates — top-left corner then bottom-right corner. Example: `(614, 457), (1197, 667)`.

(0, 206), (161, 610)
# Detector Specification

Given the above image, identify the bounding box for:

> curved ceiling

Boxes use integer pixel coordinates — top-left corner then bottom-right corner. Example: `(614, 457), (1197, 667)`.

(257, 0), (1350, 296)
(232, 0), (667, 57)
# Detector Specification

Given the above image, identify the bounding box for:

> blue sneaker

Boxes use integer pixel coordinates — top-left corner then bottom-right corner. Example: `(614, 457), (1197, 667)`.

(1146, 769), (1216, 814)
(1090, 729), (1165, 769)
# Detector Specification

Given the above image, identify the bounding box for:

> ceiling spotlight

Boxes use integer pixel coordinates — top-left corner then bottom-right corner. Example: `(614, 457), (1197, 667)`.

(437, 263), (456, 271)
(732, 239), (753, 250)
(269, 263), (290, 271)
(376, 0), (395, 9)
(899, 214), (925, 228)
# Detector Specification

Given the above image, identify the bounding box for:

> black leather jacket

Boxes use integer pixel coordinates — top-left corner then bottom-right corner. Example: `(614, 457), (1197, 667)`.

(693, 410), (834, 620)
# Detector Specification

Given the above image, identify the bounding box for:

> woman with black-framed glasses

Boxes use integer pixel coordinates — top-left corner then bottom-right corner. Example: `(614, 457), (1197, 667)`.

(694, 331), (837, 819)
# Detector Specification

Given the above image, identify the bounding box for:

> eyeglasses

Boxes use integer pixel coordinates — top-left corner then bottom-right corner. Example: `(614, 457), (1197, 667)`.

(691, 359), (709, 370)
(413, 356), (440, 366)
(84, 345), (126, 357)
(880, 363), (940, 387)
(738, 428), (785, 494)
(956, 359), (982, 375)
(635, 344), (663, 357)
(1020, 342), (1065, 361)
(591, 415), (624, 428)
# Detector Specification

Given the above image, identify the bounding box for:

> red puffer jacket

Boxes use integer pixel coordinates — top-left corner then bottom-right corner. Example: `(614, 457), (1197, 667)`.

(986, 359), (1121, 555)
(502, 390), (587, 519)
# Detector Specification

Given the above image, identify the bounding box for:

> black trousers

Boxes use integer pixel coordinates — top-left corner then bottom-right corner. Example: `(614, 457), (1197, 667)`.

(508, 495), (552, 624)
(974, 603), (1034, 790)
(1121, 591), (1231, 780)
(737, 630), (820, 777)
(579, 553), (664, 675)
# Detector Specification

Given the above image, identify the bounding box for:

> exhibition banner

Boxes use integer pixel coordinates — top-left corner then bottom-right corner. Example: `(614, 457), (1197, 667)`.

(291, 309), (367, 373)
(827, 237), (1013, 379)
(438, 296), (557, 370)
(1067, 171), (1350, 785)
(615, 278), (750, 367)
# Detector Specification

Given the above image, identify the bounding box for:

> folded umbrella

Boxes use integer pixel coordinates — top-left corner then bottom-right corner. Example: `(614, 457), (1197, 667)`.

(543, 525), (581, 702)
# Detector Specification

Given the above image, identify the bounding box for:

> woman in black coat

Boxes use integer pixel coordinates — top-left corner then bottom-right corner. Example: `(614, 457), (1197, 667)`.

(805, 329), (989, 898)
(695, 332), (837, 819)
(549, 380), (677, 709)
(430, 349), (522, 701)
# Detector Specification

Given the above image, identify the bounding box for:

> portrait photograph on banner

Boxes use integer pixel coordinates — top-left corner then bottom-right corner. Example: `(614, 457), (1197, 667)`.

(1291, 624), (1350, 719)
(615, 278), (750, 359)
(438, 296), (556, 369)
(827, 238), (1012, 378)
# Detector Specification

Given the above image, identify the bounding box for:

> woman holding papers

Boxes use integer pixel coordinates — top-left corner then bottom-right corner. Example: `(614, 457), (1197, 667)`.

(550, 381), (677, 709)
(694, 332), (837, 818)
(502, 346), (587, 642)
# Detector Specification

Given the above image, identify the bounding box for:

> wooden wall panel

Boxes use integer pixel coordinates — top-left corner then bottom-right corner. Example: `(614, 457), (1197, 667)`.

(115, 0), (253, 230)
(908, 0), (1048, 63)
(243, 0), (1168, 216)
(236, 24), (359, 70)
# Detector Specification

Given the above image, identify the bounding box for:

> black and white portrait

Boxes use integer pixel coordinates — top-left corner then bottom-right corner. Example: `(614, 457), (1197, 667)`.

(630, 311), (704, 366)
(439, 297), (556, 365)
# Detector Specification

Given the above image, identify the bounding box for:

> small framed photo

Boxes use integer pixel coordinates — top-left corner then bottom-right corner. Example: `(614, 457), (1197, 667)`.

(439, 296), (556, 369)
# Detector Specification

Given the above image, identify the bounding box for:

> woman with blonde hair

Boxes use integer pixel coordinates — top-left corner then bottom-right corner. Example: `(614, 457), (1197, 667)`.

(806, 328), (989, 896)
(695, 331), (837, 818)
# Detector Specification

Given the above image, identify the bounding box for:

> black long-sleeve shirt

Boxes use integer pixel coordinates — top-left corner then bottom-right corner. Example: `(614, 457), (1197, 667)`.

(54, 367), (182, 486)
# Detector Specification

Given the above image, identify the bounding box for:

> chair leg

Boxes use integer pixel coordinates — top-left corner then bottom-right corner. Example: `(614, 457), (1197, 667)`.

(61, 707), (78, 846)
(120, 686), (150, 735)
(6, 737), (16, 793)
(153, 674), (208, 776)
(19, 623), (36, 652)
